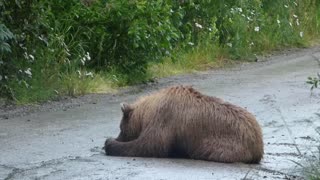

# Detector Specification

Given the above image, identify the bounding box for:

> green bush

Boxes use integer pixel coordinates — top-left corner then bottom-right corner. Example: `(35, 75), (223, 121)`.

(0, 23), (14, 97)
(89, 0), (181, 83)
(0, 0), (38, 99)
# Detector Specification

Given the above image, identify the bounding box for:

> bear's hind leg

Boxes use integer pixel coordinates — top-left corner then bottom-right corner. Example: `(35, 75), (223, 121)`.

(190, 138), (257, 163)
(105, 128), (173, 158)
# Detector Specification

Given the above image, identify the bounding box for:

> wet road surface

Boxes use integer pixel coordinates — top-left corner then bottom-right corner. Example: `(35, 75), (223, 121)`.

(1, 47), (320, 179)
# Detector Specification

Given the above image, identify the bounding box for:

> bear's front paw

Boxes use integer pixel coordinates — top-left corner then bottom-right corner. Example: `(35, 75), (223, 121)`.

(104, 138), (116, 155)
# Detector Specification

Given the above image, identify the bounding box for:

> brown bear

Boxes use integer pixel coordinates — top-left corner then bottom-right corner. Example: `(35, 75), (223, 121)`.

(104, 85), (264, 163)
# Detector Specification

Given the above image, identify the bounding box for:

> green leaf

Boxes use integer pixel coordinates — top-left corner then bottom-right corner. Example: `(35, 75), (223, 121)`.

(0, 42), (11, 53)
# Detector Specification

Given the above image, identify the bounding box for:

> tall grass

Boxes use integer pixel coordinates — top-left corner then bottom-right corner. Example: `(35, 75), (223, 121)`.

(148, 44), (231, 78)
(292, 137), (320, 180)
(303, 154), (320, 180)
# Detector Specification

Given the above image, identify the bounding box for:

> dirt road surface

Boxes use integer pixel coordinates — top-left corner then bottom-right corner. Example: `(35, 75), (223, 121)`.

(1, 47), (320, 180)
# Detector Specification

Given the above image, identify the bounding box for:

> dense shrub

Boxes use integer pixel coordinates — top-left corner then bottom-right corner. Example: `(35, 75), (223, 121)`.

(84, 0), (182, 82)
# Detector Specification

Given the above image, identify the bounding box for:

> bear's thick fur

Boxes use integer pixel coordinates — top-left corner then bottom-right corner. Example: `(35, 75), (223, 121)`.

(104, 86), (264, 163)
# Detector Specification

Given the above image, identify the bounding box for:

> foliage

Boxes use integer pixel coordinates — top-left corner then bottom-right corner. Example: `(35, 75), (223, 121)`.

(292, 132), (320, 180)
(0, 0), (320, 103)
(0, 24), (14, 53)
(0, 23), (14, 99)
(93, 0), (181, 83)
(307, 73), (320, 90)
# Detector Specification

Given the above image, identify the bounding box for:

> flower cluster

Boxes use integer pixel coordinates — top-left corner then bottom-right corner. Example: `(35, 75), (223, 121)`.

(80, 52), (91, 65)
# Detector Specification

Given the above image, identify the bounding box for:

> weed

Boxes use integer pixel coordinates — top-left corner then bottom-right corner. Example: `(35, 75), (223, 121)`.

(307, 73), (320, 91)
(291, 138), (320, 179)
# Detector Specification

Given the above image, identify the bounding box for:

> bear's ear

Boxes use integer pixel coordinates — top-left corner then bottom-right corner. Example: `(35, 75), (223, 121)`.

(120, 102), (133, 114)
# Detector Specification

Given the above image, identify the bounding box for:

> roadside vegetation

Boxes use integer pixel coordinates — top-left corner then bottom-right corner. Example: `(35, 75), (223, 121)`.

(302, 156), (320, 180)
(0, 0), (320, 104)
(293, 135), (320, 180)
(307, 73), (320, 91)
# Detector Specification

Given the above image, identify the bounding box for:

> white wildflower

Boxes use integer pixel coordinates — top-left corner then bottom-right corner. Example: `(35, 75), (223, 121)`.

(226, 43), (232, 47)
(29, 54), (34, 61)
(299, 31), (303, 37)
(294, 2), (298, 6)
(289, 22), (293, 27)
(24, 52), (28, 59)
(250, 42), (254, 46)
(296, 19), (300, 26)
(284, 5), (288, 8)
(236, 7), (242, 12)
(293, 14), (298, 18)
(85, 52), (91, 61)
(195, 23), (203, 29)
(188, 42), (194, 46)
(241, 14), (245, 17)
(80, 52), (91, 65)
(77, 70), (81, 77)
(81, 57), (86, 65)
(170, 9), (173, 13)
(277, 19), (281, 24)
(24, 68), (32, 77)
(85, 72), (94, 78)
(254, 26), (260, 32)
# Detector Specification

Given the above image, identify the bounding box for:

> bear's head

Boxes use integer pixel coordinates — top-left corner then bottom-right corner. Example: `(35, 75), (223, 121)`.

(115, 102), (140, 142)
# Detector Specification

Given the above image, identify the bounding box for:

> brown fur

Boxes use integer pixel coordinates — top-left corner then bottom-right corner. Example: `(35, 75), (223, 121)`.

(104, 85), (264, 163)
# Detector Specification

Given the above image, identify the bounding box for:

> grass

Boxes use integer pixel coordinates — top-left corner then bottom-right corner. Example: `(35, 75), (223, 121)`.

(10, 71), (117, 104)
(293, 143), (320, 180)
(289, 127), (320, 180)
(59, 72), (117, 96)
(7, 43), (237, 104)
(303, 156), (320, 180)
(148, 44), (234, 79)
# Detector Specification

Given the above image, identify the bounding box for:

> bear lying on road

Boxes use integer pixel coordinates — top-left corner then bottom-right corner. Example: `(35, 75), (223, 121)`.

(104, 86), (264, 163)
